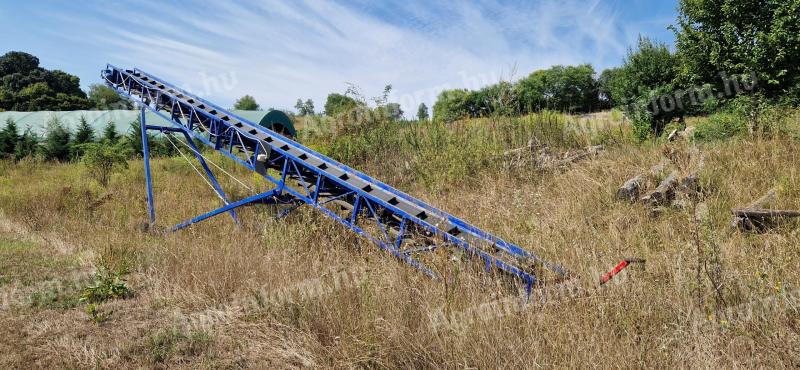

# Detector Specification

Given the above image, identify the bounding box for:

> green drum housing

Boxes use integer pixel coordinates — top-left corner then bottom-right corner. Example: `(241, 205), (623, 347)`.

(258, 110), (296, 138)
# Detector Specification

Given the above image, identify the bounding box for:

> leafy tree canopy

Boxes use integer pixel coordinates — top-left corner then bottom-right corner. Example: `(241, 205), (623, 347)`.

(324, 93), (359, 116)
(304, 99), (315, 115)
(381, 103), (404, 121)
(673, 0), (800, 99)
(0, 51), (91, 111)
(295, 98), (315, 116)
(88, 84), (133, 110)
(417, 103), (429, 121)
(514, 64), (599, 114)
(432, 89), (471, 123)
(233, 95), (260, 110)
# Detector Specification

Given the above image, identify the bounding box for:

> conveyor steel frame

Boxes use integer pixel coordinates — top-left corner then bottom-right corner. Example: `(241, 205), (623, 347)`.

(103, 64), (565, 295)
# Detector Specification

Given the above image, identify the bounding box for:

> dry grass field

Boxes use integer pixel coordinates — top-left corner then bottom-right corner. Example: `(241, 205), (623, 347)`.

(1, 113), (799, 368)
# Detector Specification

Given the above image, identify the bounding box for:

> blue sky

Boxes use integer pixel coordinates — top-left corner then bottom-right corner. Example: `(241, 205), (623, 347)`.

(0, 0), (679, 115)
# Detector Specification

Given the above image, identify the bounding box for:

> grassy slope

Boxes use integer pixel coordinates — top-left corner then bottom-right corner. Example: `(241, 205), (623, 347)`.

(0, 113), (799, 368)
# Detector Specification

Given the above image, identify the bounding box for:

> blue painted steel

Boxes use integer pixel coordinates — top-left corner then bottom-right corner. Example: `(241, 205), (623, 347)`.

(140, 107), (155, 227)
(144, 121), (239, 224)
(102, 64), (566, 294)
(170, 189), (280, 232)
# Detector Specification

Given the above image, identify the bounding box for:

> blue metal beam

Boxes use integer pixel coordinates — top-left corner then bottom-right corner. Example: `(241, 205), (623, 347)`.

(140, 107), (155, 227)
(142, 122), (239, 225)
(170, 189), (280, 232)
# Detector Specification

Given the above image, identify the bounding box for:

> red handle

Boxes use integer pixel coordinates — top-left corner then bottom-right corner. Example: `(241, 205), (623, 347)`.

(599, 260), (630, 284)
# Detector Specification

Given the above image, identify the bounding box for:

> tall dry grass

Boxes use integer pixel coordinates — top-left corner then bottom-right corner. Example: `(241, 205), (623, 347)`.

(0, 113), (798, 368)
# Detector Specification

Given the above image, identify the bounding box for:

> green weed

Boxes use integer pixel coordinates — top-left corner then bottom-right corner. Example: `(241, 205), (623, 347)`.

(79, 268), (133, 304)
(693, 113), (747, 142)
(29, 280), (84, 309)
(85, 303), (113, 324)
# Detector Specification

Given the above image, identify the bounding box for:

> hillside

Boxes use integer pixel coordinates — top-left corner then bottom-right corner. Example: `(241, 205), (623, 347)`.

(1, 112), (799, 368)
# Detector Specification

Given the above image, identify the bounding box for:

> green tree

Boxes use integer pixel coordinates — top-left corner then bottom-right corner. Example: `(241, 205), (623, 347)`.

(233, 95), (260, 110)
(0, 87), (13, 109)
(612, 37), (680, 139)
(124, 118), (178, 157)
(473, 81), (518, 116)
(81, 142), (129, 187)
(514, 64), (599, 113)
(294, 98), (307, 115)
(88, 83), (133, 109)
(617, 37), (677, 105)
(0, 118), (19, 158)
(126, 118), (154, 156)
(417, 103), (429, 121)
(74, 116), (95, 144)
(102, 121), (119, 144)
(71, 115), (95, 158)
(0, 51), (91, 111)
(304, 99), (315, 115)
(42, 117), (72, 161)
(432, 89), (470, 123)
(597, 68), (624, 108)
(14, 128), (39, 160)
(324, 93), (358, 116)
(673, 0), (800, 100)
(514, 71), (548, 113)
(555, 64), (599, 112)
(382, 103), (404, 121)
(0, 51), (39, 76)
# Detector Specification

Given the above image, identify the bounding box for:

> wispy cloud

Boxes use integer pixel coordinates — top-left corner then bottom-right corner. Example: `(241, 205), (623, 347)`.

(5, 0), (677, 115)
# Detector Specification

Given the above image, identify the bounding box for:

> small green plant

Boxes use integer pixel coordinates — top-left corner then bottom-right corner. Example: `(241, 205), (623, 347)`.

(80, 268), (133, 304)
(80, 142), (129, 187)
(30, 284), (82, 310)
(85, 303), (113, 324)
(79, 269), (132, 324)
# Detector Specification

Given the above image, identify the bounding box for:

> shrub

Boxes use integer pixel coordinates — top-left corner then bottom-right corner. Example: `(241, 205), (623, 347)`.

(42, 117), (71, 161)
(432, 89), (470, 123)
(718, 95), (799, 137)
(0, 118), (19, 158)
(324, 93), (359, 116)
(14, 128), (39, 160)
(626, 92), (658, 141)
(693, 113), (747, 142)
(81, 142), (129, 187)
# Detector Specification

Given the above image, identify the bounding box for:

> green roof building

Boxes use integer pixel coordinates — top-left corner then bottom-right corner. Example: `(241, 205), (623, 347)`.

(0, 110), (280, 136)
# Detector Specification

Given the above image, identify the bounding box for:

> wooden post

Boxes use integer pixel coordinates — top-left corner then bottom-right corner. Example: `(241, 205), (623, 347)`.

(730, 188), (799, 232)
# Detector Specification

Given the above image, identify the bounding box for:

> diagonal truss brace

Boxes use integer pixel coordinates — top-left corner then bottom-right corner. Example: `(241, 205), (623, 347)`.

(140, 107), (240, 230)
